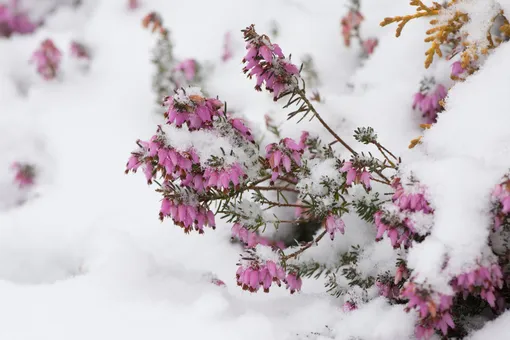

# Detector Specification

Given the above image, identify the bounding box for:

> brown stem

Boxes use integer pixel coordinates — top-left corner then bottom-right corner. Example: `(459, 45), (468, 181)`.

(375, 144), (396, 168)
(278, 176), (298, 185)
(269, 219), (304, 224)
(375, 142), (398, 161)
(264, 202), (306, 208)
(282, 230), (328, 261)
(297, 89), (358, 156)
(296, 90), (394, 186)
(371, 177), (391, 185)
(248, 185), (299, 193)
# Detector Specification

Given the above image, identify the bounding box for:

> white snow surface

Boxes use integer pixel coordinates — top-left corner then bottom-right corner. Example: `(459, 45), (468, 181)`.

(3, 0), (510, 338)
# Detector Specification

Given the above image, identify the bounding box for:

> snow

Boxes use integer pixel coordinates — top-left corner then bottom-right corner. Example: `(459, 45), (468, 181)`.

(4, 0), (510, 338)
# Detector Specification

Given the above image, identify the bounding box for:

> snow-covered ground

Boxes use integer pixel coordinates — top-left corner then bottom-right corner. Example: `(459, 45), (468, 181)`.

(3, 0), (510, 339)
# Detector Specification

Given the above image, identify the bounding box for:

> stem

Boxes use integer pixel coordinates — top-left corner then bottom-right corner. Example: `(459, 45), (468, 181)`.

(263, 202), (306, 208)
(297, 89), (358, 156)
(283, 230), (328, 261)
(248, 185), (299, 193)
(269, 219), (304, 224)
(375, 144), (396, 168)
(199, 174), (273, 202)
(375, 142), (398, 161)
(295, 90), (394, 186)
(371, 177), (391, 185)
(279, 176), (298, 185)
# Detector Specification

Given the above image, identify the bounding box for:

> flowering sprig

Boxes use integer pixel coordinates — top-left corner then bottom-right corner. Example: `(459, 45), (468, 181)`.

(31, 39), (61, 80)
(412, 77), (447, 125)
(341, 0), (379, 57)
(236, 250), (302, 293)
(451, 263), (503, 308)
(143, 12), (205, 108)
(491, 177), (510, 231)
(402, 282), (455, 339)
(130, 25), (401, 297)
(374, 177), (433, 249)
(242, 24), (300, 100)
(0, 1), (37, 38)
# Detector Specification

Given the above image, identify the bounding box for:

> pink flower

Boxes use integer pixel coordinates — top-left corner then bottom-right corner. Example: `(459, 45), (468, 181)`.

(32, 39), (61, 80)
(174, 59), (197, 82)
(11, 162), (35, 188)
(340, 161), (371, 189)
(412, 82), (447, 124)
(0, 2), (36, 37)
(128, 0), (139, 10)
(362, 38), (378, 55)
(491, 179), (510, 230)
(159, 198), (215, 233)
(342, 301), (357, 312)
(265, 137), (304, 183)
(451, 263), (503, 307)
(242, 25), (300, 101)
(210, 276), (226, 286)
(324, 214), (345, 240)
(395, 264), (409, 284)
(229, 117), (254, 143)
(401, 282), (455, 338)
(222, 32), (232, 62)
(391, 178), (432, 214)
(341, 11), (364, 47)
(164, 89), (224, 130)
(298, 131), (309, 150)
(70, 41), (90, 60)
(204, 163), (247, 191)
(285, 272), (302, 294)
(231, 223), (285, 250)
(450, 61), (465, 78)
(236, 259), (286, 293)
(376, 280), (400, 299)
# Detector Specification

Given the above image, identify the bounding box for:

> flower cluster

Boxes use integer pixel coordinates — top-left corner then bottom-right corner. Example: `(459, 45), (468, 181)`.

(131, 24), (400, 300)
(450, 61), (465, 80)
(164, 90), (223, 130)
(340, 161), (371, 189)
(412, 78), (447, 124)
(0, 2), (36, 38)
(340, 0), (378, 57)
(491, 178), (510, 231)
(402, 282), (455, 339)
(374, 177), (433, 248)
(451, 263), (503, 308)
(266, 137), (303, 183)
(231, 223), (285, 249)
(143, 12), (204, 106)
(242, 24), (300, 100)
(31, 39), (62, 80)
(341, 9), (363, 47)
(324, 214), (345, 240)
(160, 197), (215, 233)
(236, 257), (302, 294)
(11, 162), (35, 188)
(376, 265), (409, 301)
(362, 38), (378, 56)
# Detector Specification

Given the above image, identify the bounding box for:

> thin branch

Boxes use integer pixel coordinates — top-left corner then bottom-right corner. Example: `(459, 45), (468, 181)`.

(283, 230), (328, 261)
